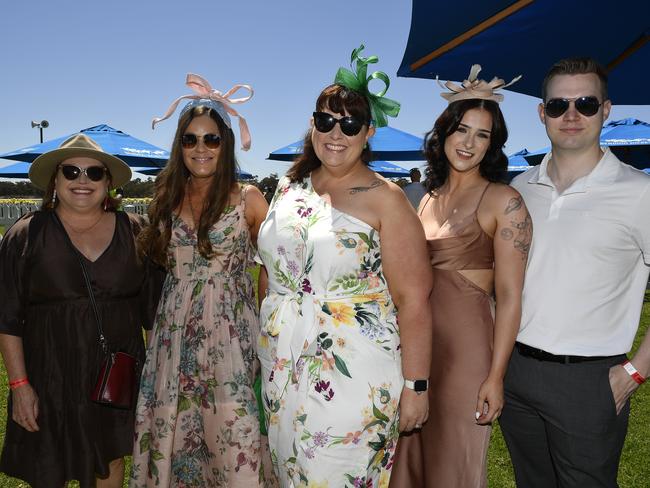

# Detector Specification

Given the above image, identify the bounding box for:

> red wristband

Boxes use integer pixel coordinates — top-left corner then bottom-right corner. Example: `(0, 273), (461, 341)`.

(622, 360), (646, 385)
(9, 378), (29, 389)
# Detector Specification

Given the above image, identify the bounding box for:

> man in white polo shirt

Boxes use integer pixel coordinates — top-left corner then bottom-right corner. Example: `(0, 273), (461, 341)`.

(501, 57), (650, 487)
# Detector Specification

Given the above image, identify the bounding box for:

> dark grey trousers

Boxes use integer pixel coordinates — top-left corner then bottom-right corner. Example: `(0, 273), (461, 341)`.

(500, 347), (630, 488)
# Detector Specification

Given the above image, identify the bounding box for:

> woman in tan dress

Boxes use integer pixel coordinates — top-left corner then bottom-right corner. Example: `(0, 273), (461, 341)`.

(390, 67), (531, 487)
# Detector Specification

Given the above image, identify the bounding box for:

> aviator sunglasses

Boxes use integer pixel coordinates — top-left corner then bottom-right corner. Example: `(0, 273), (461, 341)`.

(181, 133), (221, 149)
(312, 112), (365, 137)
(59, 164), (107, 182)
(544, 96), (603, 118)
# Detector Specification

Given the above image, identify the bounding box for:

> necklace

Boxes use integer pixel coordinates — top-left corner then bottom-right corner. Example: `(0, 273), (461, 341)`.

(186, 180), (202, 228)
(58, 210), (105, 234)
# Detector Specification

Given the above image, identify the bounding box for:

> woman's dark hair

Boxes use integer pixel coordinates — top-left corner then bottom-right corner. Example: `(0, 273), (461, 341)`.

(286, 84), (373, 183)
(138, 105), (239, 267)
(423, 99), (508, 191)
(40, 166), (119, 211)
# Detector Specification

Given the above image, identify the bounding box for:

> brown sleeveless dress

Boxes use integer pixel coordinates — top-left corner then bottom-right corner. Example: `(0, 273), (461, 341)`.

(390, 185), (494, 488)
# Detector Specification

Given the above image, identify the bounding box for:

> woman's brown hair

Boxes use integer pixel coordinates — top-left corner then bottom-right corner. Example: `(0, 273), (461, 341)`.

(137, 105), (240, 267)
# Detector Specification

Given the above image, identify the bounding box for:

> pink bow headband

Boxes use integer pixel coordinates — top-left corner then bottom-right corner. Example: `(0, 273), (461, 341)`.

(437, 64), (521, 103)
(152, 73), (254, 151)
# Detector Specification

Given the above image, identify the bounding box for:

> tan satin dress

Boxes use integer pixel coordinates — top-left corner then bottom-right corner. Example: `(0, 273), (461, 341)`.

(390, 187), (494, 488)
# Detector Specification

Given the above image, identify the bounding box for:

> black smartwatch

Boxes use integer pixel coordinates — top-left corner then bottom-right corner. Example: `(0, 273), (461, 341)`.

(404, 378), (429, 395)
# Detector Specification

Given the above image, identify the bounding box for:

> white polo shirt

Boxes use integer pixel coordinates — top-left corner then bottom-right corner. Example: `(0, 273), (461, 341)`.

(511, 148), (650, 355)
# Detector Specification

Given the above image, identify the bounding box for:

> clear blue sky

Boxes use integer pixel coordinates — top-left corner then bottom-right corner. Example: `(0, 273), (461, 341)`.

(1, 0), (649, 179)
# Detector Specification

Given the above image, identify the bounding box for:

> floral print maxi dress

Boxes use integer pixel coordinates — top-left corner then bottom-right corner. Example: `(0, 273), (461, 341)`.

(257, 176), (403, 487)
(130, 191), (268, 487)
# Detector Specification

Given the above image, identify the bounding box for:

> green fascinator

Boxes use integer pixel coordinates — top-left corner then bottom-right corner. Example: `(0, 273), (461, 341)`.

(334, 44), (400, 128)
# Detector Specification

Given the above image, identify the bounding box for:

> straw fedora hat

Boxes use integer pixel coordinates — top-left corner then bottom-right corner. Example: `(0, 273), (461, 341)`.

(29, 134), (132, 190)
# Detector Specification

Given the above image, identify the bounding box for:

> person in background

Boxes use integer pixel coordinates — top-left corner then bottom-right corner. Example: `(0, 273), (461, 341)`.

(501, 57), (650, 487)
(403, 167), (427, 208)
(256, 45), (433, 487)
(0, 134), (161, 488)
(390, 65), (530, 488)
(130, 74), (274, 487)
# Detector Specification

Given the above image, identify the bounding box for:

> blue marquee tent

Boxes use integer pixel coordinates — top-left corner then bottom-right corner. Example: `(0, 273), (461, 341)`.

(268, 126), (424, 162)
(523, 118), (650, 169)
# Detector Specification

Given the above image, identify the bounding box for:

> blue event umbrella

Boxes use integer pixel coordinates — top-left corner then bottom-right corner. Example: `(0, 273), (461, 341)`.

(368, 161), (410, 178)
(131, 166), (255, 180)
(398, 0), (650, 105)
(507, 149), (532, 180)
(0, 162), (255, 181)
(0, 124), (169, 169)
(268, 126), (424, 162)
(523, 118), (650, 169)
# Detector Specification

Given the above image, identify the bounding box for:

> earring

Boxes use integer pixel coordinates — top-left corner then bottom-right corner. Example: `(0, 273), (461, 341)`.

(364, 142), (369, 149)
(52, 189), (57, 205)
(103, 193), (109, 211)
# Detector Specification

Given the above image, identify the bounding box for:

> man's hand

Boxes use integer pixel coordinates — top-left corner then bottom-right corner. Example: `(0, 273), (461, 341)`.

(609, 364), (640, 415)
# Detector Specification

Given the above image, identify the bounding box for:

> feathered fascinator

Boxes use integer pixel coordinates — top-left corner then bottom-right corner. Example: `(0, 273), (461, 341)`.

(333, 44), (400, 127)
(438, 64), (521, 103)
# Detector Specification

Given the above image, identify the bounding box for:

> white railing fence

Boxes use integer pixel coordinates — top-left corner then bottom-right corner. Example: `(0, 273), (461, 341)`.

(0, 201), (150, 229)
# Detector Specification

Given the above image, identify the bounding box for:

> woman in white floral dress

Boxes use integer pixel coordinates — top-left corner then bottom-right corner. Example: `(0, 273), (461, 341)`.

(256, 48), (433, 488)
(130, 75), (274, 487)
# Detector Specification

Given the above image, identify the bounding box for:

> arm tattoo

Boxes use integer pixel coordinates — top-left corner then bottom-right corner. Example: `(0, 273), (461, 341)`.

(498, 215), (532, 259)
(349, 180), (386, 194)
(504, 196), (523, 215)
(512, 214), (532, 259)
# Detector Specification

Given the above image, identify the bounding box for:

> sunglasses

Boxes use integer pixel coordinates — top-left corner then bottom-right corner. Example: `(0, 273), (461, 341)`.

(59, 164), (107, 182)
(181, 133), (221, 149)
(313, 112), (365, 137)
(544, 96), (602, 118)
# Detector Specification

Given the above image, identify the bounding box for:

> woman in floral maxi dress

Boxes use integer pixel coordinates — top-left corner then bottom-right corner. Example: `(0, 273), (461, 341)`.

(130, 77), (273, 487)
(256, 54), (433, 487)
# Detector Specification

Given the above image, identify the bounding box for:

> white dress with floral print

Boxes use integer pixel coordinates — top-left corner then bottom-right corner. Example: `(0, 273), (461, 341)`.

(257, 176), (403, 488)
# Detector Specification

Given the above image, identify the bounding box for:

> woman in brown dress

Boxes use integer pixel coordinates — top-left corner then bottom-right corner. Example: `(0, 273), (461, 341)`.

(390, 67), (532, 487)
(0, 134), (162, 487)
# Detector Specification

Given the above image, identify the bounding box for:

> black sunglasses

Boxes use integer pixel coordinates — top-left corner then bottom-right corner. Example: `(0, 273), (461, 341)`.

(181, 133), (221, 149)
(59, 164), (107, 182)
(544, 96), (603, 118)
(313, 112), (365, 137)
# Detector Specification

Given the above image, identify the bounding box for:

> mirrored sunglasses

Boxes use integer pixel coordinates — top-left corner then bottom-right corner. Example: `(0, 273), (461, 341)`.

(59, 164), (107, 182)
(181, 133), (221, 149)
(544, 96), (602, 118)
(313, 112), (365, 137)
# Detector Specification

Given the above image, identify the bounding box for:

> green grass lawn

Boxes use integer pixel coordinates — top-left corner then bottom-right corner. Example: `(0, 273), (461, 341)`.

(0, 287), (648, 486)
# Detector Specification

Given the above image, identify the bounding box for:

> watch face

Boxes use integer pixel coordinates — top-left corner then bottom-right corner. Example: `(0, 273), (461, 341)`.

(414, 380), (428, 391)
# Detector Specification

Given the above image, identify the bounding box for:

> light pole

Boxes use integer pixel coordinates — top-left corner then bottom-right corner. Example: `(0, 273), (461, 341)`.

(31, 120), (49, 143)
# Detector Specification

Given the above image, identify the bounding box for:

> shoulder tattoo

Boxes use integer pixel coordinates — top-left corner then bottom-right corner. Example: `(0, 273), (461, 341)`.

(504, 196), (523, 215)
(348, 179), (386, 195)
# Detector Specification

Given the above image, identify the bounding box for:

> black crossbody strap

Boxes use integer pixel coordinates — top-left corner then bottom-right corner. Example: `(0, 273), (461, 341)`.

(75, 251), (108, 353)
(53, 213), (108, 353)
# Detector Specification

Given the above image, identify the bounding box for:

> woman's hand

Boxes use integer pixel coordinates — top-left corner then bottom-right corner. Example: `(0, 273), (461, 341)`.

(398, 387), (429, 432)
(475, 375), (504, 425)
(11, 383), (39, 432)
